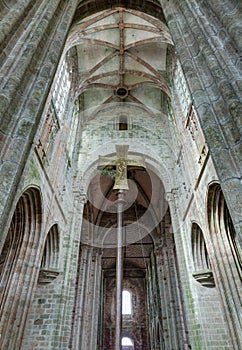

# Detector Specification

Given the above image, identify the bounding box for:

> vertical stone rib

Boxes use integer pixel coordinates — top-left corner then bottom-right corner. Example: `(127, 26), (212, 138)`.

(207, 184), (242, 349)
(71, 245), (89, 350)
(0, 0), (35, 47)
(0, 0), (78, 242)
(202, 0), (242, 51)
(160, 0), (242, 239)
(80, 248), (92, 349)
(89, 249), (102, 350)
(0, 0), (65, 117)
(0, 188), (42, 350)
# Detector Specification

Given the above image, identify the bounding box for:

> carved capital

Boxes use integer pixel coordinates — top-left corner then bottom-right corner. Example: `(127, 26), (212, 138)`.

(73, 191), (87, 204)
(165, 188), (179, 203)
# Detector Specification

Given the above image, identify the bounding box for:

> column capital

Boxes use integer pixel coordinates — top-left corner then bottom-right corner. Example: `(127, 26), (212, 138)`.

(73, 191), (87, 204)
(165, 188), (179, 203)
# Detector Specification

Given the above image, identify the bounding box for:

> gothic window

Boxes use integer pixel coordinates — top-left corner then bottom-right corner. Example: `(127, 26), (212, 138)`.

(52, 57), (71, 121)
(184, 104), (208, 166)
(38, 224), (60, 284)
(174, 60), (191, 118)
(37, 102), (60, 160)
(191, 223), (215, 287)
(37, 56), (72, 162)
(122, 290), (132, 315)
(122, 336), (134, 350)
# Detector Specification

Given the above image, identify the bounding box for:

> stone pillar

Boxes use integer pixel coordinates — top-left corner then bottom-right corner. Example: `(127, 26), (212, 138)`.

(165, 190), (203, 350)
(0, 0), (78, 237)
(160, 0), (242, 241)
(89, 249), (102, 350)
(72, 245), (92, 349)
(55, 192), (87, 350)
(156, 245), (179, 350)
(199, 0), (242, 50)
(72, 245), (102, 350)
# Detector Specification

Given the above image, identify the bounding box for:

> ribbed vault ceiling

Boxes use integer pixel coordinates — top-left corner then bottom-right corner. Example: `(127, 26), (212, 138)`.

(68, 6), (173, 111)
(71, 3), (172, 269)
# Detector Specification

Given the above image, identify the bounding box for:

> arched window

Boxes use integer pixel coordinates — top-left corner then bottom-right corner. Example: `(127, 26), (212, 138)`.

(191, 223), (215, 287)
(174, 60), (191, 118)
(36, 55), (72, 162)
(122, 336), (134, 349)
(122, 290), (132, 315)
(52, 57), (71, 121)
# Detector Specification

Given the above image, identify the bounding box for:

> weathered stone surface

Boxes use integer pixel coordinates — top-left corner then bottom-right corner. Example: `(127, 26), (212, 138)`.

(0, 1), (241, 349)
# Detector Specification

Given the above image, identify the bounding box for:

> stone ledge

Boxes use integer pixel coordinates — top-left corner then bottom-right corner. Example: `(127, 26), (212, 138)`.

(192, 269), (215, 288)
(38, 268), (60, 284)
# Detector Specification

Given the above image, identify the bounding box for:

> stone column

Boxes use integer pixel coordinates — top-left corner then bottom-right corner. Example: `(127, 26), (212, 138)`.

(71, 241), (103, 350)
(165, 190), (201, 350)
(71, 245), (92, 349)
(79, 247), (102, 350)
(89, 249), (103, 350)
(199, 0), (242, 50)
(0, 0), (78, 237)
(55, 192), (87, 350)
(160, 0), (242, 241)
(156, 245), (179, 349)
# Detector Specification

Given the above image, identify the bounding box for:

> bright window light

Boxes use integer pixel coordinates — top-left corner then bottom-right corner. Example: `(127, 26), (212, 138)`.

(122, 337), (133, 346)
(122, 290), (132, 315)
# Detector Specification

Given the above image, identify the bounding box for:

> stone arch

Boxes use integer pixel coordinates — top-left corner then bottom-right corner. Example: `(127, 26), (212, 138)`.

(38, 224), (60, 284)
(0, 187), (42, 349)
(207, 182), (241, 274)
(81, 148), (173, 196)
(206, 182), (242, 346)
(191, 222), (215, 288)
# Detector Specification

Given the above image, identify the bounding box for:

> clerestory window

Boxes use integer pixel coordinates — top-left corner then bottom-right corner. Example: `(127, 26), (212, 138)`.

(52, 57), (71, 121)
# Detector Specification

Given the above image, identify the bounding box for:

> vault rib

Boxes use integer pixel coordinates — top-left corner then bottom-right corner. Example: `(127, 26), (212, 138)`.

(125, 36), (172, 50)
(76, 9), (118, 30)
(79, 52), (119, 83)
(125, 51), (167, 80)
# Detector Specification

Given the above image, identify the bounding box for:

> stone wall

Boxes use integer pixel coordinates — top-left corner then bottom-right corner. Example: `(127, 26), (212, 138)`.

(0, 1), (241, 349)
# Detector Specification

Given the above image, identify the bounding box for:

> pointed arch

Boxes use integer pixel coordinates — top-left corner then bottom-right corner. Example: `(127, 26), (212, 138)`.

(191, 222), (215, 287)
(207, 182), (242, 346)
(38, 224), (60, 284)
(207, 183), (241, 273)
(0, 187), (42, 349)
